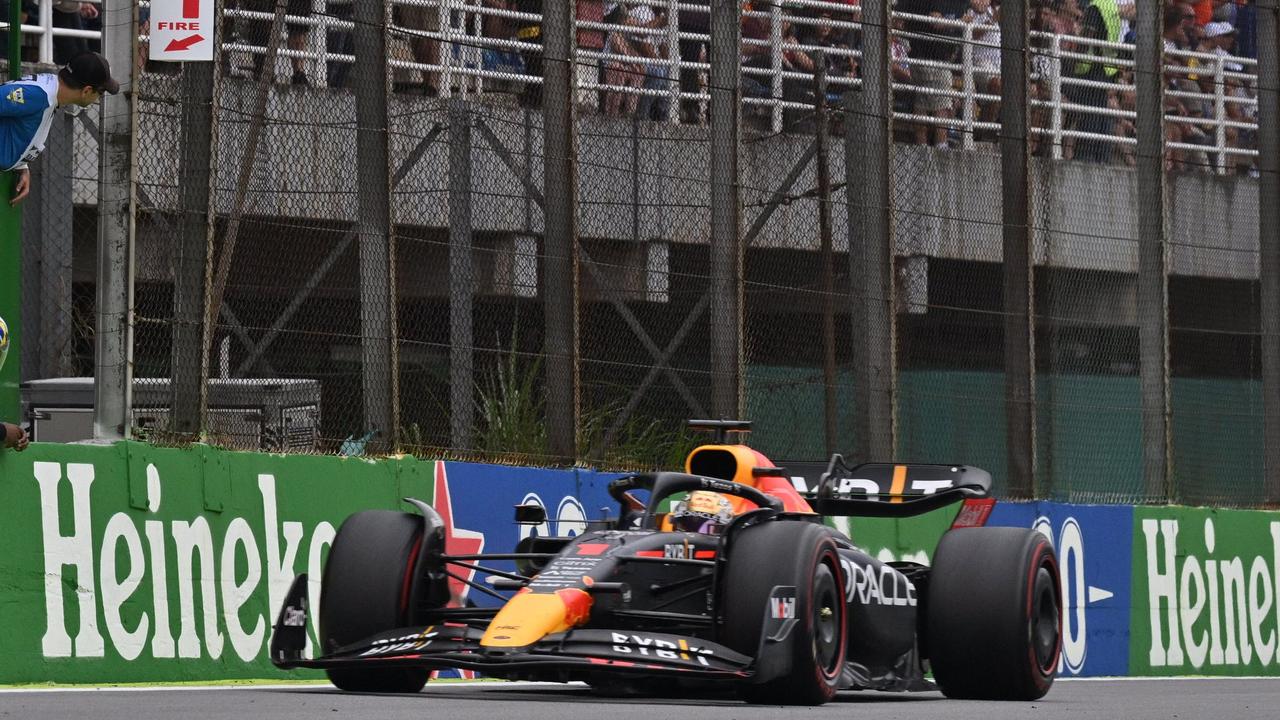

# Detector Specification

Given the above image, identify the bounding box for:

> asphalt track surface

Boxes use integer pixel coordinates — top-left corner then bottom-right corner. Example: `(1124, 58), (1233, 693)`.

(3, 678), (1279, 720)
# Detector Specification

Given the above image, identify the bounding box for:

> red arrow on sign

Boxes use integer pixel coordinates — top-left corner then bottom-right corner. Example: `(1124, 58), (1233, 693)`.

(165, 34), (204, 52)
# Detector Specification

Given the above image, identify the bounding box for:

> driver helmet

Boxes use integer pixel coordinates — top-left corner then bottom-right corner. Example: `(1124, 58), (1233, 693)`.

(669, 490), (734, 534)
(0, 315), (8, 372)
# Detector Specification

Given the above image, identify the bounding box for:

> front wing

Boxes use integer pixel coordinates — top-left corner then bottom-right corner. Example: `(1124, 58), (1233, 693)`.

(270, 576), (752, 680)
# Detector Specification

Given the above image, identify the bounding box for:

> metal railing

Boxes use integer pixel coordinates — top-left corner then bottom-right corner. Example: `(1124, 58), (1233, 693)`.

(0, 0), (1262, 172)
(1, 0), (102, 65)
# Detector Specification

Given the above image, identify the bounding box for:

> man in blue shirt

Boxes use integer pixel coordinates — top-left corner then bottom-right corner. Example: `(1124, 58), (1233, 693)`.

(0, 50), (118, 205)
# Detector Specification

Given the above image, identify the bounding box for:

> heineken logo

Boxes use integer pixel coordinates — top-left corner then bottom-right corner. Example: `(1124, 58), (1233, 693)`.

(34, 461), (335, 662)
(1142, 516), (1280, 670)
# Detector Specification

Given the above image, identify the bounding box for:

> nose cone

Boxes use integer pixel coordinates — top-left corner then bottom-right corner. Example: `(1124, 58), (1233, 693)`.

(480, 588), (594, 649)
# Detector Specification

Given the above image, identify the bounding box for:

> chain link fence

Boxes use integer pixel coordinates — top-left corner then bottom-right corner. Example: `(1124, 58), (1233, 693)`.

(12, 0), (1280, 506)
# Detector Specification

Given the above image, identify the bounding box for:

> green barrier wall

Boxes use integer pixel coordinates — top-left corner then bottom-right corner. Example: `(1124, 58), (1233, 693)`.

(1130, 505), (1280, 676)
(0, 441), (438, 684)
(7, 440), (1280, 684)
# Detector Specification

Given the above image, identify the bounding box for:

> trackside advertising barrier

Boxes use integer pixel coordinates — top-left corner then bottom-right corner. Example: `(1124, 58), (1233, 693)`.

(3, 441), (1280, 683)
(0, 442), (617, 684)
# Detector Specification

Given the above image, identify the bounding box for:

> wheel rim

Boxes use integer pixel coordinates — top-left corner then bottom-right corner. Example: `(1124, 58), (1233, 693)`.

(1031, 565), (1060, 674)
(812, 562), (842, 676)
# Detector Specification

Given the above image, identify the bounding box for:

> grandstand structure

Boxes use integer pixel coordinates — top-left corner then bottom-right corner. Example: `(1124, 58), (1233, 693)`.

(6, 0), (1279, 507)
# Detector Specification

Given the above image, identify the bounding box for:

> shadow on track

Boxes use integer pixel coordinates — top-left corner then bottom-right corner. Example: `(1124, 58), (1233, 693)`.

(273, 683), (947, 708)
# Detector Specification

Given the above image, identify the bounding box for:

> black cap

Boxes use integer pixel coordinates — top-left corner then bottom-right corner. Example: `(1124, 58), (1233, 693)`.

(63, 51), (120, 94)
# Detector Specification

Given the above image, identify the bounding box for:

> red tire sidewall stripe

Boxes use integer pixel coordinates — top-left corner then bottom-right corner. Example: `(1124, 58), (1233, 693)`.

(400, 533), (425, 622)
(1023, 541), (1062, 685)
(807, 542), (846, 690)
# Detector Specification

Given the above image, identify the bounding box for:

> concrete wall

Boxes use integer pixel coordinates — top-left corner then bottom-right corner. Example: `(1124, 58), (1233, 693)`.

(70, 83), (1260, 281)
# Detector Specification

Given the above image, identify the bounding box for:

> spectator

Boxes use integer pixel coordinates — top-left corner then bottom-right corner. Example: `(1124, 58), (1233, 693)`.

(576, 0), (607, 112)
(1, 52), (117, 205)
(601, 3), (642, 116)
(1223, 73), (1256, 174)
(897, 0), (971, 148)
(1197, 22), (1242, 170)
(1066, 0), (1122, 164)
(740, 1), (772, 102)
(626, 2), (672, 121)
(80, 0), (104, 53)
(0, 2), (38, 63)
(1116, 0), (1134, 42)
(326, 0), (355, 88)
(231, 0), (314, 85)
(137, 5), (150, 69)
(800, 10), (859, 99)
(1029, 0), (1080, 156)
(1192, 0), (1213, 25)
(51, 1), (96, 65)
(676, 0), (710, 122)
(890, 16), (913, 85)
(1111, 71), (1136, 166)
(1161, 4), (1208, 171)
(480, 0), (526, 88)
(1235, 0), (1256, 58)
(1163, 2), (1195, 53)
(1203, 20), (1242, 71)
(282, 0), (313, 85)
(516, 0), (543, 107)
(966, 0), (1002, 134)
(396, 0), (441, 95)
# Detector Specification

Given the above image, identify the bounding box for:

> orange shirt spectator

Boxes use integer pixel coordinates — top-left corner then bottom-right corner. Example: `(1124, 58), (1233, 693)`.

(1193, 0), (1213, 25)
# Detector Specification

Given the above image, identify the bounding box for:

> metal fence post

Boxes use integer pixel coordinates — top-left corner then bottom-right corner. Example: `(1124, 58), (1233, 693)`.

(1002, 0), (1035, 497)
(1258, 0), (1280, 503)
(94, 0), (137, 440)
(709, 0), (743, 420)
(172, 61), (217, 440)
(848, 0), (895, 463)
(1136, 0), (1171, 502)
(542, 0), (580, 459)
(448, 98), (475, 450)
(353, 0), (399, 451)
(815, 59), (837, 455)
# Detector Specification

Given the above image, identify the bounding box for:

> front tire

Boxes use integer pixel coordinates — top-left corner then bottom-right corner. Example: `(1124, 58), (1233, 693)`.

(721, 521), (846, 705)
(319, 510), (432, 693)
(926, 527), (1061, 700)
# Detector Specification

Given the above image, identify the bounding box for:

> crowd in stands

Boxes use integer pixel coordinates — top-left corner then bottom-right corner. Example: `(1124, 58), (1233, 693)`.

(377, 0), (1255, 173)
(7, 0), (1254, 173)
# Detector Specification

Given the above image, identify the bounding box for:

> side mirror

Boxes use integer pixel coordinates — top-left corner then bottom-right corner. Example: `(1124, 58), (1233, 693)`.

(514, 503), (547, 525)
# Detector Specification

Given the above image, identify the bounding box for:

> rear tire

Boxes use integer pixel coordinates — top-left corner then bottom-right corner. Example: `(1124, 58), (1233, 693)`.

(721, 522), (846, 706)
(926, 527), (1061, 700)
(319, 510), (432, 693)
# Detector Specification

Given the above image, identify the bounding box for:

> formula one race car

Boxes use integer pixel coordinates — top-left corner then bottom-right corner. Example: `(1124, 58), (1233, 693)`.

(270, 420), (1061, 705)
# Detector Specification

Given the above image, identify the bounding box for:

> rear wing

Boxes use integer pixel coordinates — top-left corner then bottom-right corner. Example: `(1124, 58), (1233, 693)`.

(788, 455), (992, 519)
